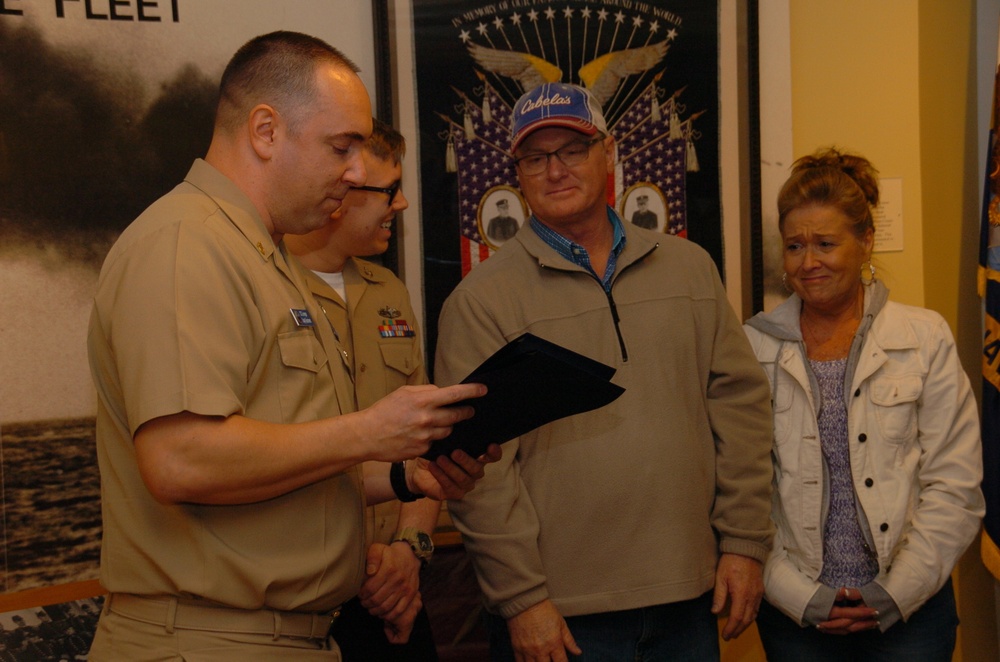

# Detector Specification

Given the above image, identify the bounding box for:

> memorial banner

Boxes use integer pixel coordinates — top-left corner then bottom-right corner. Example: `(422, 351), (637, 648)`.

(412, 0), (727, 354)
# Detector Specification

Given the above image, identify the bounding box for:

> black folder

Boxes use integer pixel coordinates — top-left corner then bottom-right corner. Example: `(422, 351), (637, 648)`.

(423, 333), (625, 460)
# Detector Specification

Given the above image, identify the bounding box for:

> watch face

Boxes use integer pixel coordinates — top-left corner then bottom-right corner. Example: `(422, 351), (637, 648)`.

(395, 528), (433, 562)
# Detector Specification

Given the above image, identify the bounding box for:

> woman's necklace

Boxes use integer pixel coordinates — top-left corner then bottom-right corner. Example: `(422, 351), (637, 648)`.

(800, 299), (862, 361)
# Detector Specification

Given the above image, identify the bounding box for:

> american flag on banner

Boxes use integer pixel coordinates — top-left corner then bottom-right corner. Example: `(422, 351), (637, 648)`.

(441, 78), (697, 277)
(611, 80), (694, 238)
(438, 83), (519, 275)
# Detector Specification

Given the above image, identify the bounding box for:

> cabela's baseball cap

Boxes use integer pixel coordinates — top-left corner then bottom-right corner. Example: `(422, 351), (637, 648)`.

(510, 82), (608, 153)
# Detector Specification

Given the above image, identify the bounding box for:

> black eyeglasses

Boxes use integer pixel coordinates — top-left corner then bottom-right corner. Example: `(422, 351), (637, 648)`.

(513, 138), (602, 176)
(350, 181), (401, 207)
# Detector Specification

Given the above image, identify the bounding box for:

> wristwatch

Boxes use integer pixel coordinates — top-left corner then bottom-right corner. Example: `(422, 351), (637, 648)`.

(390, 461), (425, 502)
(391, 527), (434, 566)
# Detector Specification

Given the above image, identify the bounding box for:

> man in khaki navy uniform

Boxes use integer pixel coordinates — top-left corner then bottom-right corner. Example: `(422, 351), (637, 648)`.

(287, 119), (440, 660)
(87, 32), (498, 661)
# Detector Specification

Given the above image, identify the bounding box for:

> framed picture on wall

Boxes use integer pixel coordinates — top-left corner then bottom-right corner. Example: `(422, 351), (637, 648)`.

(405, 0), (762, 365)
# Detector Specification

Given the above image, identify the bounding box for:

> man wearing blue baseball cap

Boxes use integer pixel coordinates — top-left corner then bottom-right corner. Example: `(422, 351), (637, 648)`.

(435, 82), (775, 661)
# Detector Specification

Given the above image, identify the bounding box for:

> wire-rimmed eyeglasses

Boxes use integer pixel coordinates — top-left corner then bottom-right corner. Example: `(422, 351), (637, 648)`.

(350, 181), (401, 207)
(513, 137), (602, 176)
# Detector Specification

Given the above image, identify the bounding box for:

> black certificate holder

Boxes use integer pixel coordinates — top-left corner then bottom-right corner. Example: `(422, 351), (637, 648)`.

(423, 333), (625, 460)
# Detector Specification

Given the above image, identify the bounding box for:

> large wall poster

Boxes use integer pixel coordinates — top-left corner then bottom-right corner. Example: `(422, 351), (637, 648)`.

(0, 1), (376, 598)
(412, 0), (732, 361)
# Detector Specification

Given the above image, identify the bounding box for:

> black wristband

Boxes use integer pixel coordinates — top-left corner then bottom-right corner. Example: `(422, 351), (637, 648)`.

(390, 461), (424, 502)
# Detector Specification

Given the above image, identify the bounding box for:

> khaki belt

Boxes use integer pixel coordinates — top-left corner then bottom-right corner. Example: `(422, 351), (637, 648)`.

(106, 593), (340, 641)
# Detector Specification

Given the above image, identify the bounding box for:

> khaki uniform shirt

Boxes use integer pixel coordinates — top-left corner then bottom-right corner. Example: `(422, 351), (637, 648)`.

(88, 159), (365, 613)
(303, 258), (427, 542)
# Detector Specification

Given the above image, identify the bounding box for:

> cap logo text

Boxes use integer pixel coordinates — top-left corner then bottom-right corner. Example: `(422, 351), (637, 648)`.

(519, 92), (574, 115)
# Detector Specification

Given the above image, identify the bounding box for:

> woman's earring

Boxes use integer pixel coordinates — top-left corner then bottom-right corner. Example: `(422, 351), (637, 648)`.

(781, 273), (791, 292)
(861, 261), (876, 284)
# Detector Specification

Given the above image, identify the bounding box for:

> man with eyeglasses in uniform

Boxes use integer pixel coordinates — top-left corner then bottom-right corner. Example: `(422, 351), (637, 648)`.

(287, 118), (442, 660)
(435, 82), (775, 661)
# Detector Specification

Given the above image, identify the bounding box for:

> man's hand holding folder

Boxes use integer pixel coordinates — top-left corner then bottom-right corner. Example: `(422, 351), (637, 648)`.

(423, 333), (626, 460)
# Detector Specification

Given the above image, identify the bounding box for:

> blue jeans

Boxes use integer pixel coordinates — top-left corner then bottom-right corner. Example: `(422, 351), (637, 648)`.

(485, 591), (720, 661)
(756, 578), (958, 662)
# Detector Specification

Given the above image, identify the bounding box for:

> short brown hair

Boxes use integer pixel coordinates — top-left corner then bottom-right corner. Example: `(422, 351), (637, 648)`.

(215, 31), (360, 135)
(366, 117), (406, 165)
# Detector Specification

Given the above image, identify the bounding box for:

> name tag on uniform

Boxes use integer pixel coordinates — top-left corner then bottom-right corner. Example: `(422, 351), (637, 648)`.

(290, 308), (315, 327)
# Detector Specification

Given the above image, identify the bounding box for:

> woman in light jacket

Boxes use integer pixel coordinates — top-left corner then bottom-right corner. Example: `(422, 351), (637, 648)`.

(743, 147), (983, 661)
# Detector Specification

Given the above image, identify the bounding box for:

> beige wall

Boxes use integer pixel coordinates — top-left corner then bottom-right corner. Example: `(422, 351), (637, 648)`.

(772, 1), (998, 661)
(789, 1), (924, 305)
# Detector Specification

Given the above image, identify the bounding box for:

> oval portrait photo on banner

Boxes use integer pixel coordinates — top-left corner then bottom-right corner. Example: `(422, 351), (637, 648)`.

(478, 185), (528, 250)
(620, 183), (668, 233)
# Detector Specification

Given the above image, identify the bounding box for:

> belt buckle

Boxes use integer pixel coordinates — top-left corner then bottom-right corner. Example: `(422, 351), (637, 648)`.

(324, 606), (341, 638)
